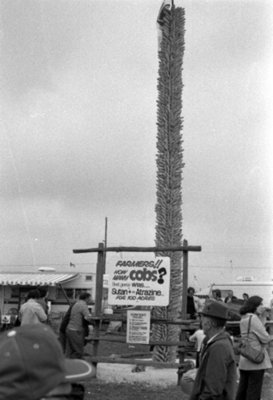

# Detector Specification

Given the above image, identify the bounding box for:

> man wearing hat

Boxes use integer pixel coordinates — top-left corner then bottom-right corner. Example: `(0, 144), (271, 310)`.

(0, 324), (94, 400)
(189, 300), (237, 400)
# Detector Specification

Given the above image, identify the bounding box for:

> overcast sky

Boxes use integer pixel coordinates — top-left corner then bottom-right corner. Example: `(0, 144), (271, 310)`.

(0, 0), (273, 280)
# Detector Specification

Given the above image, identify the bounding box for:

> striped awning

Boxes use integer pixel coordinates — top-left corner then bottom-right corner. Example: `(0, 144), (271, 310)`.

(0, 273), (79, 286)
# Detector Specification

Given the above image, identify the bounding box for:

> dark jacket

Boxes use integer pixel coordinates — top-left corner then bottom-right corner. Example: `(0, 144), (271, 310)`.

(187, 296), (197, 319)
(190, 331), (237, 400)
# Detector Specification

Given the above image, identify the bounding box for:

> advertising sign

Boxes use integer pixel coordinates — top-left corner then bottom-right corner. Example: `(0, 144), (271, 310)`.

(107, 254), (170, 306)
(126, 310), (150, 344)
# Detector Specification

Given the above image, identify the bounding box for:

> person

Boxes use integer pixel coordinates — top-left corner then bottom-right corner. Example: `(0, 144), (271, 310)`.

(59, 301), (77, 353)
(187, 287), (197, 319)
(235, 296), (273, 400)
(189, 300), (237, 400)
(224, 290), (236, 304)
(270, 291), (273, 309)
(242, 293), (249, 303)
(0, 324), (93, 400)
(189, 322), (205, 368)
(19, 289), (47, 326)
(212, 288), (223, 301)
(36, 287), (49, 315)
(65, 292), (92, 359)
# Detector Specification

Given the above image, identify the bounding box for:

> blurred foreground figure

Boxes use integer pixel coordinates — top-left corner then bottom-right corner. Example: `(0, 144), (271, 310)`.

(0, 324), (94, 400)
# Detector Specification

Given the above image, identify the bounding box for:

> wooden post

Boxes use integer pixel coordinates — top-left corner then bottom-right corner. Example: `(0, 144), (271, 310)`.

(72, 241), (202, 378)
(58, 284), (71, 305)
(269, 309), (273, 361)
(182, 238), (188, 319)
(94, 242), (105, 315)
(92, 242), (105, 374)
(178, 239), (189, 384)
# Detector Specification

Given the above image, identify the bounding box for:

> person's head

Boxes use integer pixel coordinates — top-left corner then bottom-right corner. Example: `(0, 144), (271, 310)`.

(38, 287), (48, 298)
(227, 290), (233, 298)
(243, 293), (249, 301)
(200, 300), (229, 338)
(187, 287), (195, 297)
(212, 289), (222, 299)
(79, 292), (91, 304)
(240, 295), (263, 315)
(26, 289), (41, 301)
(0, 324), (93, 400)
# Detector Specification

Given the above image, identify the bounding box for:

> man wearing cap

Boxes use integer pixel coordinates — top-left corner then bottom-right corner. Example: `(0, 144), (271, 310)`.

(0, 324), (94, 400)
(189, 300), (237, 400)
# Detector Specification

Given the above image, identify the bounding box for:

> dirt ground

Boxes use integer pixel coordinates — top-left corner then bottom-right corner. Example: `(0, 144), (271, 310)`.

(83, 332), (184, 399)
(83, 371), (273, 400)
(84, 381), (182, 400)
(82, 333), (273, 400)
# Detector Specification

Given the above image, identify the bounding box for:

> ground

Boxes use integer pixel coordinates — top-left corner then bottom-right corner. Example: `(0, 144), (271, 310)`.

(83, 371), (273, 400)
(81, 333), (273, 400)
(85, 371), (273, 400)
(84, 382), (182, 400)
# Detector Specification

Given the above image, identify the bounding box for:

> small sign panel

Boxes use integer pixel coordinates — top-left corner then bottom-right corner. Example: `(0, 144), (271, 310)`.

(1, 315), (11, 324)
(103, 274), (110, 288)
(107, 254), (170, 306)
(126, 310), (151, 344)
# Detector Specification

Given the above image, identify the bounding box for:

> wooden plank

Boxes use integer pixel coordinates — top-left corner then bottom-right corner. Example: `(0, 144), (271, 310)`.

(73, 245), (202, 254)
(89, 356), (193, 369)
(89, 315), (200, 325)
(89, 315), (273, 328)
(86, 335), (194, 347)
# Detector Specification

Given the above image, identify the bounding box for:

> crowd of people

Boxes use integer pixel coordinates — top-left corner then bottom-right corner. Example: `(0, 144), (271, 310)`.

(1, 284), (273, 399)
(15, 287), (94, 359)
(0, 288), (94, 399)
(183, 288), (273, 400)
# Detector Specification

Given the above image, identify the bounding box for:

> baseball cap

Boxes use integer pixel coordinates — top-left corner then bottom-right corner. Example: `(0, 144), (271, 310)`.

(0, 324), (94, 400)
(201, 300), (230, 320)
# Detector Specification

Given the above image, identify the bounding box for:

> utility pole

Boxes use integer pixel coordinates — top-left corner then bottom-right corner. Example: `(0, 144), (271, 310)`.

(103, 217), (108, 274)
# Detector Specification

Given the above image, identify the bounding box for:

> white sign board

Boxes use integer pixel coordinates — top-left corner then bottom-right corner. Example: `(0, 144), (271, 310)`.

(103, 274), (110, 288)
(126, 310), (150, 344)
(107, 254), (170, 306)
(1, 315), (11, 324)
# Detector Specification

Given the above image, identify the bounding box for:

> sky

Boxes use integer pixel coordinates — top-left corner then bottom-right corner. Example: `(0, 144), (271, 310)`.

(0, 0), (273, 287)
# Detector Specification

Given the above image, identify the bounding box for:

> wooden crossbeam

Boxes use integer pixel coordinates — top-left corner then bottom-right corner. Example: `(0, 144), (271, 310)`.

(73, 245), (201, 254)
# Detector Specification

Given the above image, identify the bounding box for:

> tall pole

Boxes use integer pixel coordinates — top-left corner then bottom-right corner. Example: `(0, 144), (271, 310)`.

(153, 0), (185, 363)
(93, 242), (105, 371)
(94, 242), (104, 315)
(103, 217), (108, 274)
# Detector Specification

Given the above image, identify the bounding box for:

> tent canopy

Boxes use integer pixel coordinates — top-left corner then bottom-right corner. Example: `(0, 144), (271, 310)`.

(0, 273), (79, 286)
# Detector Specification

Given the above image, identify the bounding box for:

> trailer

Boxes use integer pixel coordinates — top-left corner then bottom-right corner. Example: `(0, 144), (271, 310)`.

(0, 271), (96, 326)
(209, 280), (273, 308)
